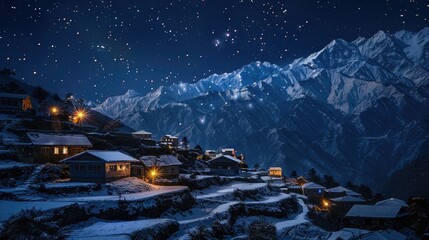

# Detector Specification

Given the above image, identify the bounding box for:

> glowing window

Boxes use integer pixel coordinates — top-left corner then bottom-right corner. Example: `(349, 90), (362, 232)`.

(54, 147), (59, 155)
(62, 147), (68, 155)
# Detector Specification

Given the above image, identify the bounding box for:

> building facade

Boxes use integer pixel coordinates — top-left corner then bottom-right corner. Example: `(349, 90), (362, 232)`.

(61, 150), (139, 182)
(208, 155), (241, 176)
(0, 92), (32, 112)
(15, 132), (92, 163)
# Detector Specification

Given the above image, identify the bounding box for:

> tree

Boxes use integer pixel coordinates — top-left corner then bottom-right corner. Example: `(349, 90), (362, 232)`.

(182, 136), (189, 150)
(194, 144), (203, 153)
(290, 170), (298, 178)
(32, 86), (49, 104)
(254, 163), (260, 169)
(323, 175), (339, 188)
(308, 168), (321, 183)
(0, 68), (16, 76)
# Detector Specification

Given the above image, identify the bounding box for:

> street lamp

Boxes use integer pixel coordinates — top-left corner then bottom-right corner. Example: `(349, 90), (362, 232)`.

(74, 109), (86, 126)
(150, 169), (157, 184)
(50, 106), (59, 116)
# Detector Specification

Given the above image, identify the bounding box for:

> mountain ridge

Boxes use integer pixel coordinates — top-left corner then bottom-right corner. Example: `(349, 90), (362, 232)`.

(94, 28), (429, 194)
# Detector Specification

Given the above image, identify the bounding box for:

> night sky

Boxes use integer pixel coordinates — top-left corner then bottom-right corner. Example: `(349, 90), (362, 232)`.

(0, 0), (428, 102)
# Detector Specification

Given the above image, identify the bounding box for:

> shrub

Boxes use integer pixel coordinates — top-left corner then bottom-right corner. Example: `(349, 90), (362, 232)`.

(248, 221), (277, 240)
(188, 225), (210, 240)
(211, 220), (233, 239)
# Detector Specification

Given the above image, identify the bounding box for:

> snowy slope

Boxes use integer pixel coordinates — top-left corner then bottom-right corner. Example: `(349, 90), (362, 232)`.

(94, 28), (429, 191)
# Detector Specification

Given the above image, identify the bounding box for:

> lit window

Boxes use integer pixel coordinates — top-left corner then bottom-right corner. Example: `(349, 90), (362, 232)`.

(54, 147), (59, 155)
(62, 147), (68, 155)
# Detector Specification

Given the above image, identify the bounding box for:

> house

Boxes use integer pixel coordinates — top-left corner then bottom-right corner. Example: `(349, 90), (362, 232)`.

(345, 205), (410, 230)
(269, 167), (282, 177)
(359, 229), (407, 240)
(330, 195), (366, 215)
(60, 150), (139, 183)
(0, 92), (32, 112)
(136, 155), (183, 179)
(15, 132), (92, 163)
(132, 130), (152, 139)
(375, 198), (408, 208)
(324, 186), (362, 199)
(160, 135), (179, 147)
(205, 150), (218, 158)
(207, 155), (242, 176)
(221, 148), (235, 157)
(301, 182), (326, 198)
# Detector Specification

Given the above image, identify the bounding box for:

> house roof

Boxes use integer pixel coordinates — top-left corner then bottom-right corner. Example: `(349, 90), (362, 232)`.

(25, 132), (92, 146)
(0, 92), (29, 99)
(302, 182), (325, 189)
(331, 195), (366, 203)
(139, 155), (182, 167)
(162, 135), (178, 139)
(360, 229), (407, 240)
(207, 155), (242, 164)
(132, 130), (152, 135)
(269, 167), (282, 171)
(345, 205), (405, 219)
(325, 186), (361, 196)
(221, 148), (235, 152)
(61, 150), (139, 163)
(375, 198), (408, 208)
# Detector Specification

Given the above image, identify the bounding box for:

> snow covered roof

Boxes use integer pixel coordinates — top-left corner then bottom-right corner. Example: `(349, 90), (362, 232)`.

(132, 130), (152, 135)
(346, 205), (407, 218)
(325, 186), (361, 196)
(302, 182), (325, 189)
(269, 167), (282, 171)
(162, 135), (178, 139)
(375, 198), (408, 208)
(360, 229), (407, 240)
(139, 155), (182, 167)
(0, 92), (29, 99)
(25, 132), (92, 146)
(61, 150), (139, 163)
(331, 195), (365, 203)
(207, 155), (242, 164)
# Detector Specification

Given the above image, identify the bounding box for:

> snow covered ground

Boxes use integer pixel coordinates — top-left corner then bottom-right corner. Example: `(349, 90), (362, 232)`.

(0, 160), (30, 170)
(54, 185), (188, 202)
(195, 182), (267, 199)
(275, 197), (309, 232)
(0, 200), (76, 221)
(67, 218), (175, 240)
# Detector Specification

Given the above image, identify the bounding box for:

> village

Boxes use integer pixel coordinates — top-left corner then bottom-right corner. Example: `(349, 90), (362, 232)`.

(0, 91), (427, 239)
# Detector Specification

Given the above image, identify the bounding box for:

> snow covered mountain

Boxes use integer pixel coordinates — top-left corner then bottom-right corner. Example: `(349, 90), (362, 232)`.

(94, 28), (429, 191)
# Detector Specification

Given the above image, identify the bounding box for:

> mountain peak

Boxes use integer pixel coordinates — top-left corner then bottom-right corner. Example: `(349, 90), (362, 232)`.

(124, 89), (141, 98)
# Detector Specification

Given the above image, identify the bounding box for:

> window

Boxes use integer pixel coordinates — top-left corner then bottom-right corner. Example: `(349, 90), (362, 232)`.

(97, 165), (102, 171)
(40, 147), (50, 155)
(74, 164), (79, 171)
(79, 164), (85, 171)
(125, 164), (129, 170)
(88, 165), (93, 171)
(62, 147), (68, 155)
(54, 147), (60, 155)
(119, 164), (123, 170)
(12, 101), (17, 106)
(109, 165), (117, 171)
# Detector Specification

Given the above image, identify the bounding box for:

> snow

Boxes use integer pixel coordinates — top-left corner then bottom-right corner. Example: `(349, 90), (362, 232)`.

(195, 182), (267, 199)
(0, 200), (76, 222)
(44, 182), (97, 189)
(68, 218), (173, 240)
(275, 197), (308, 231)
(62, 150), (139, 163)
(0, 160), (30, 170)
(55, 185), (188, 202)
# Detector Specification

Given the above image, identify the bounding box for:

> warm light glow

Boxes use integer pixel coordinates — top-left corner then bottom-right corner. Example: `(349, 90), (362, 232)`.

(73, 109), (87, 124)
(151, 169), (157, 177)
(51, 107), (58, 113)
(323, 200), (329, 207)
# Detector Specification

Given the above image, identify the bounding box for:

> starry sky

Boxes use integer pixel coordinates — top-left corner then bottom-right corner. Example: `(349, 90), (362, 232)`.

(0, 0), (428, 102)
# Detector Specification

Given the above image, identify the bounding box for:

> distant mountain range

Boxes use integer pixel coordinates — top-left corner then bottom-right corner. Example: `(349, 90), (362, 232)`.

(94, 28), (429, 194)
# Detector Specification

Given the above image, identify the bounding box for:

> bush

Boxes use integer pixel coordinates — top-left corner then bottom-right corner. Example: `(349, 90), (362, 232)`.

(211, 220), (233, 239)
(0, 208), (62, 240)
(188, 225), (210, 240)
(248, 221), (277, 240)
(132, 221), (179, 240)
